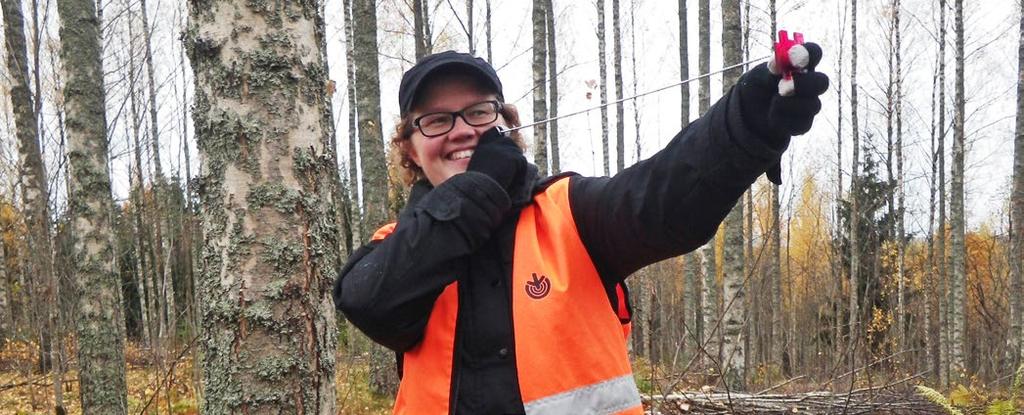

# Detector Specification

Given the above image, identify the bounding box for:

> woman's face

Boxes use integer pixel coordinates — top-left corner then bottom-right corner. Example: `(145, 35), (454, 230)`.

(406, 75), (507, 186)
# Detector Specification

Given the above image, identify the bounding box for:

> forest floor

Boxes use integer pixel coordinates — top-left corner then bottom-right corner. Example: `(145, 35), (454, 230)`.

(0, 340), (394, 415)
(0, 340), (1019, 414)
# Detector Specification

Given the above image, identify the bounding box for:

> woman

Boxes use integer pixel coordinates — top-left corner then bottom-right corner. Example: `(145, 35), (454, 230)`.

(335, 49), (828, 414)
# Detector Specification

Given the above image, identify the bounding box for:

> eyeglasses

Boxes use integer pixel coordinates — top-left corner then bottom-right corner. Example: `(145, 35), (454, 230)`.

(412, 101), (503, 138)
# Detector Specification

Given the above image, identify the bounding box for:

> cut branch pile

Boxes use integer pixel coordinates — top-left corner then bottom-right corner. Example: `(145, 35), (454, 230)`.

(644, 388), (948, 414)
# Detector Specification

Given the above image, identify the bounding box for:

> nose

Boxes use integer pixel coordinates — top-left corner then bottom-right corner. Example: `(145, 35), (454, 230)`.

(446, 114), (476, 141)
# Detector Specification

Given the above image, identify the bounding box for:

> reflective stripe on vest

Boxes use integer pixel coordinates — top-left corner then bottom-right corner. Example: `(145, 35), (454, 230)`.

(374, 177), (641, 415)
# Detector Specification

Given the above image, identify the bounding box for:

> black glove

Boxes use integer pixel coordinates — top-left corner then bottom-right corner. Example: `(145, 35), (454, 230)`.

(468, 127), (527, 192)
(738, 42), (829, 184)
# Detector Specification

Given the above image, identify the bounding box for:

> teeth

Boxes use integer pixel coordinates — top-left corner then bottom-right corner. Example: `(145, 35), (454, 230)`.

(449, 149), (474, 160)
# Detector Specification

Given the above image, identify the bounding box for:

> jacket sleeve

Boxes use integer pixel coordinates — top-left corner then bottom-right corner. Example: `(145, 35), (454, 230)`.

(570, 84), (788, 284)
(334, 172), (511, 352)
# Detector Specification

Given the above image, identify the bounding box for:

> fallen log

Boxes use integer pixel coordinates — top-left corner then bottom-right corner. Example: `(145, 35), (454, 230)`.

(643, 388), (948, 414)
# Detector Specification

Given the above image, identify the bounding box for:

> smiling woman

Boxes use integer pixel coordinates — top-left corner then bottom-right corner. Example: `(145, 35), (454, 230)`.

(389, 54), (526, 186)
(335, 47), (828, 415)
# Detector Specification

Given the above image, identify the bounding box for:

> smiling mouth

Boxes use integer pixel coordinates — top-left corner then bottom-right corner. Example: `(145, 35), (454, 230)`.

(447, 149), (474, 161)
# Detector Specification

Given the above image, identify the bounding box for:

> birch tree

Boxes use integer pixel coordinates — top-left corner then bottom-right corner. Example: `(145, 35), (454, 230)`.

(533, 0), (548, 175)
(678, 0), (689, 128)
(138, 0), (177, 345)
(352, 0), (397, 396)
(55, 0), (128, 411)
(698, 0), (719, 370)
(937, 0), (950, 385)
(949, 0), (966, 378)
(485, 0), (493, 62)
(186, 0), (339, 410)
(678, 0), (698, 363)
(1012, 0), (1024, 364)
(598, 0), (610, 176)
(547, 0), (560, 173)
(3, 0), (63, 409)
(848, 0), (862, 370)
(720, 0), (745, 390)
(893, 0), (906, 351)
(612, 0), (624, 173)
(413, 0), (432, 60)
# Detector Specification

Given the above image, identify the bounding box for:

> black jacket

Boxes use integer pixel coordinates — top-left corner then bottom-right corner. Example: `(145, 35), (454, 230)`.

(334, 85), (788, 414)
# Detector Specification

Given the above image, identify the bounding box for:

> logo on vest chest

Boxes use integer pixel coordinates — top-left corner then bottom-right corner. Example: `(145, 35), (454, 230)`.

(525, 273), (551, 299)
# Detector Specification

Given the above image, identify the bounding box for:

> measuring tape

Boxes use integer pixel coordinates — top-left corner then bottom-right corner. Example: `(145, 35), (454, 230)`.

(507, 30), (810, 133)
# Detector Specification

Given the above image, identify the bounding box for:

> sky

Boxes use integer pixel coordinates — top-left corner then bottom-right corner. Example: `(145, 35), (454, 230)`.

(0, 0), (1019, 240)
(325, 0), (1020, 238)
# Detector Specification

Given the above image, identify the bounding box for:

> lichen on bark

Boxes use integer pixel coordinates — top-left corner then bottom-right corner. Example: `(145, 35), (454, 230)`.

(187, 0), (338, 412)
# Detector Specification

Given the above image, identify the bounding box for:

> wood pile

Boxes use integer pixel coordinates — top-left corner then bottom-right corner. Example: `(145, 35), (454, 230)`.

(643, 388), (949, 414)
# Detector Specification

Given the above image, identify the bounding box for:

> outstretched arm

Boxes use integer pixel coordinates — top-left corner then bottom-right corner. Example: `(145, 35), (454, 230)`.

(571, 44), (829, 284)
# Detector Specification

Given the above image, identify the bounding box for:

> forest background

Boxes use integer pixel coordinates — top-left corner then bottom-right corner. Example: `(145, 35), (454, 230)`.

(0, 0), (1022, 413)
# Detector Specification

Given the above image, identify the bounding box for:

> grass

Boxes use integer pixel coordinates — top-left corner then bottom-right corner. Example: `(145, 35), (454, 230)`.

(0, 340), (394, 415)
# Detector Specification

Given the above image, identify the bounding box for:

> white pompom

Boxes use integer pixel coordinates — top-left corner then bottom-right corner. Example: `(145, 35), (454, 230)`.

(788, 45), (810, 69)
(778, 78), (796, 97)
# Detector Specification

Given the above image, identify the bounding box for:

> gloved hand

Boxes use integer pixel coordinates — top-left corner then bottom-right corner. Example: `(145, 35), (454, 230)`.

(468, 127), (526, 193)
(738, 42), (829, 184)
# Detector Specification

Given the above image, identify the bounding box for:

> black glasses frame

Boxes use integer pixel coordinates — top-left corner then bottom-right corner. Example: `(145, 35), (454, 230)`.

(412, 100), (504, 138)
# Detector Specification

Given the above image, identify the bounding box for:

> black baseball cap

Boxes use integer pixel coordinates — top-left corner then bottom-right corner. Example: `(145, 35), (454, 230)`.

(399, 50), (504, 116)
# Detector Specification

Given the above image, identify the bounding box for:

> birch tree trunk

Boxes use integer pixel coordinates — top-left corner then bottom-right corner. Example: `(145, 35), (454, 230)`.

(466, 0), (474, 54)
(678, 0), (695, 361)
(351, 0), (397, 396)
(128, 5), (159, 349)
(937, 0), (950, 386)
(532, 0), (548, 175)
(56, 0), (128, 411)
(546, 0), (559, 174)
(698, 0), (718, 370)
(833, 0), (845, 364)
(927, 62), (940, 380)
(720, 0), (745, 390)
(413, 0), (429, 60)
(702, 241), (720, 369)
(186, 0), (339, 410)
(678, 0), (689, 128)
(598, 0), (610, 176)
(949, 0), (966, 378)
(343, 0), (360, 247)
(894, 0), (906, 352)
(1011, 0), (1024, 365)
(138, 0), (177, 344)
(848, 0), (861, 372)
(3, 0), (63, 409)
(485, 0), (493, 62)
(771, 181), (782, 366)
(612, 0), (623, 173)
(698, 0), (709, 116)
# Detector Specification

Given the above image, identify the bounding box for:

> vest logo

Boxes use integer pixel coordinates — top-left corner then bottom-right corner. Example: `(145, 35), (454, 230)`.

(526, 273), (551, 299)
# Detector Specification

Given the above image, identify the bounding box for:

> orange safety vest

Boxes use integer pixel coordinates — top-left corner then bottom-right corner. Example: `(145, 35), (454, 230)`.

(372, 178), (642, 415)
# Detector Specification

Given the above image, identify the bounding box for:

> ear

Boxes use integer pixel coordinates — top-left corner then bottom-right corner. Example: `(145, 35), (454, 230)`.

(403, 140), (422, 167)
